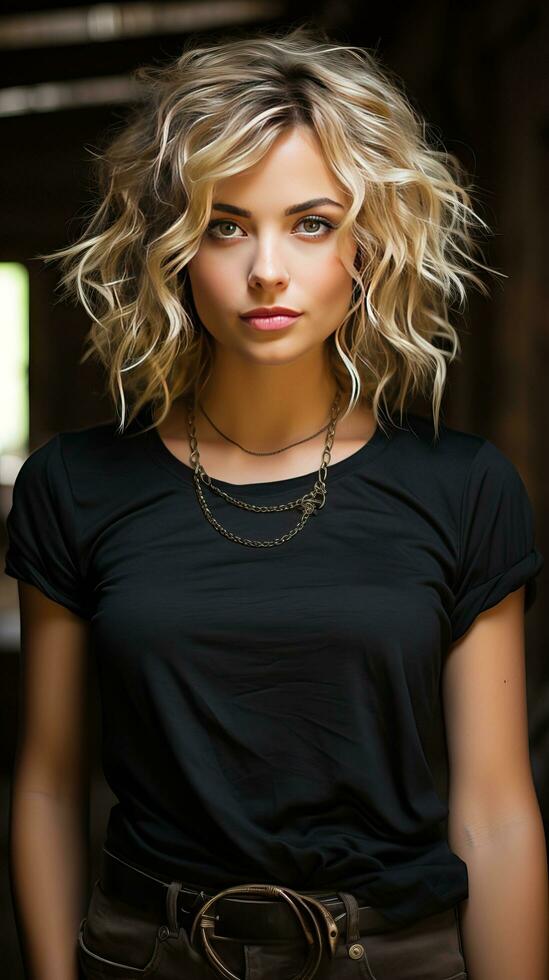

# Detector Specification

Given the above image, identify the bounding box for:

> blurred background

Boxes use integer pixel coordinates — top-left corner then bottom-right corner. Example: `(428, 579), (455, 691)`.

(0, 1), (547, 974)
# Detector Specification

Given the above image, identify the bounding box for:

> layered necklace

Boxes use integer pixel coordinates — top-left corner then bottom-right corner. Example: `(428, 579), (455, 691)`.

(184, 385), (344, 548)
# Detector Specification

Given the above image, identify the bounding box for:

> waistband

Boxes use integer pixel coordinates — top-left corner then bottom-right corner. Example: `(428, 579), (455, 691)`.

(99, 846), (405, 940)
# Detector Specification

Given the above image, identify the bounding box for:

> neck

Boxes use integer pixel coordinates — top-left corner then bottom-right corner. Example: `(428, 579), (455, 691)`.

(192, 350), (345, 453)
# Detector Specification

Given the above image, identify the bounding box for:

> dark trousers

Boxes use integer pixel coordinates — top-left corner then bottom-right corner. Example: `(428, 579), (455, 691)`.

(77, 873), (468, 979)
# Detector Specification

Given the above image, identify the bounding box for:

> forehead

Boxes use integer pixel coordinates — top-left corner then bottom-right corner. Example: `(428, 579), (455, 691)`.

(211, 126), (347, 212)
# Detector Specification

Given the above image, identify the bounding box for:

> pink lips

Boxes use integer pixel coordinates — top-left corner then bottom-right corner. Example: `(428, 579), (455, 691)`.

(240, 313), (302, 331)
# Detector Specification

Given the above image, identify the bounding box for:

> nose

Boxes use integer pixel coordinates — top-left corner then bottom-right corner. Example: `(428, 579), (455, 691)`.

(247, 238), (290, 290)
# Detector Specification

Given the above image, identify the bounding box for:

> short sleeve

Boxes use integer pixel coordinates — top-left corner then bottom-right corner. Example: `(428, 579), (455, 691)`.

(451, 440), (544, 642)
(3, 433), (91, 619)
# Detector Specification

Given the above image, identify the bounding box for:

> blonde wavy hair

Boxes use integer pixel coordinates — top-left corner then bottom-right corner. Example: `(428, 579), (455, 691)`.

(41, 22), (499, 440)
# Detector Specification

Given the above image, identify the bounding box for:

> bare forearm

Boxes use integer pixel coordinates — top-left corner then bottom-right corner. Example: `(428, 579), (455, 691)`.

(10, 785), (88, 980)
(449, 807), (549, 980)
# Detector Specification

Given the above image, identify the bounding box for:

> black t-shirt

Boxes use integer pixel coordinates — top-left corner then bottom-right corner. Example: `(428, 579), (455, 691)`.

(4, 408), (544, 926)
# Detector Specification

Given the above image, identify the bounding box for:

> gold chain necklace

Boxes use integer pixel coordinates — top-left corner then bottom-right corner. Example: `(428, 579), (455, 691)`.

(185, 387), (343, 548)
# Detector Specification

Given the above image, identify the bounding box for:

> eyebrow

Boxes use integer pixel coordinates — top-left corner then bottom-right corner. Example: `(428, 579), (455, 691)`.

(211, 197), (344, 218)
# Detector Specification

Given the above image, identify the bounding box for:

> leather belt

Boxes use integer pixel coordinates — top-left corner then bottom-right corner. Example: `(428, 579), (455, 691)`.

(100, 847), (402, 980)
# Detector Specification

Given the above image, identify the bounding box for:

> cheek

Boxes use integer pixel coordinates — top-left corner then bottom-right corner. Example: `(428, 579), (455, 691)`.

(187, 252), (236, 311)
(312, 249), (355, 310)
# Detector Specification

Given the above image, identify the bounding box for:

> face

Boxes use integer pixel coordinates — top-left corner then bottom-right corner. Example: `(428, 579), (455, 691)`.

(186, 125), (357, 366)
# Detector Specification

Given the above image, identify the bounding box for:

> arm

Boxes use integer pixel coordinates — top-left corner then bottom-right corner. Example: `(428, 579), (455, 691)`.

(10, 581), (90, 980)
(443, 585), (549, 980)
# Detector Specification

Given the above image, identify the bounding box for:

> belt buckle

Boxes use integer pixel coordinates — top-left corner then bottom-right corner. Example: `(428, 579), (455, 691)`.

(189, 882), (340, 980)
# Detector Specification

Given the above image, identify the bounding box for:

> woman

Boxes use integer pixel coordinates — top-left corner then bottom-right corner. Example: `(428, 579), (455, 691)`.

(5, 23), (548, 980)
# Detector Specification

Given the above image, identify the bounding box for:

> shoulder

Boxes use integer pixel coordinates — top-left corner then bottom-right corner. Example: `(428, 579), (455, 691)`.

(385, 411), (486, 486)
(383, 412), (532, 531)
(11, 420), (114, 490)
(15, 417), (119, 468)
(54, 414), (149, 487)
(57, 416), (129, 461)
(390, 411), (484, 458)
(390, 411), (520, 481)
(11, 414), (148, 514)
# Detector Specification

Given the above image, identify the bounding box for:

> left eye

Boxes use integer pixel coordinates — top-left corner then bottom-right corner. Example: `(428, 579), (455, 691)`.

(206, 216), (334, 239)
(296, 216), (334, 236)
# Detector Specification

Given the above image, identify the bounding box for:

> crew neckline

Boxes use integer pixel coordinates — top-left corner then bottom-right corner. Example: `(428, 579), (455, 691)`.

(136, 402), (391, 495)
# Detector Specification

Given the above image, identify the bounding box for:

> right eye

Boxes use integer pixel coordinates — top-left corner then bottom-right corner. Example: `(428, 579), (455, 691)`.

(206, 220), (245, 239)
